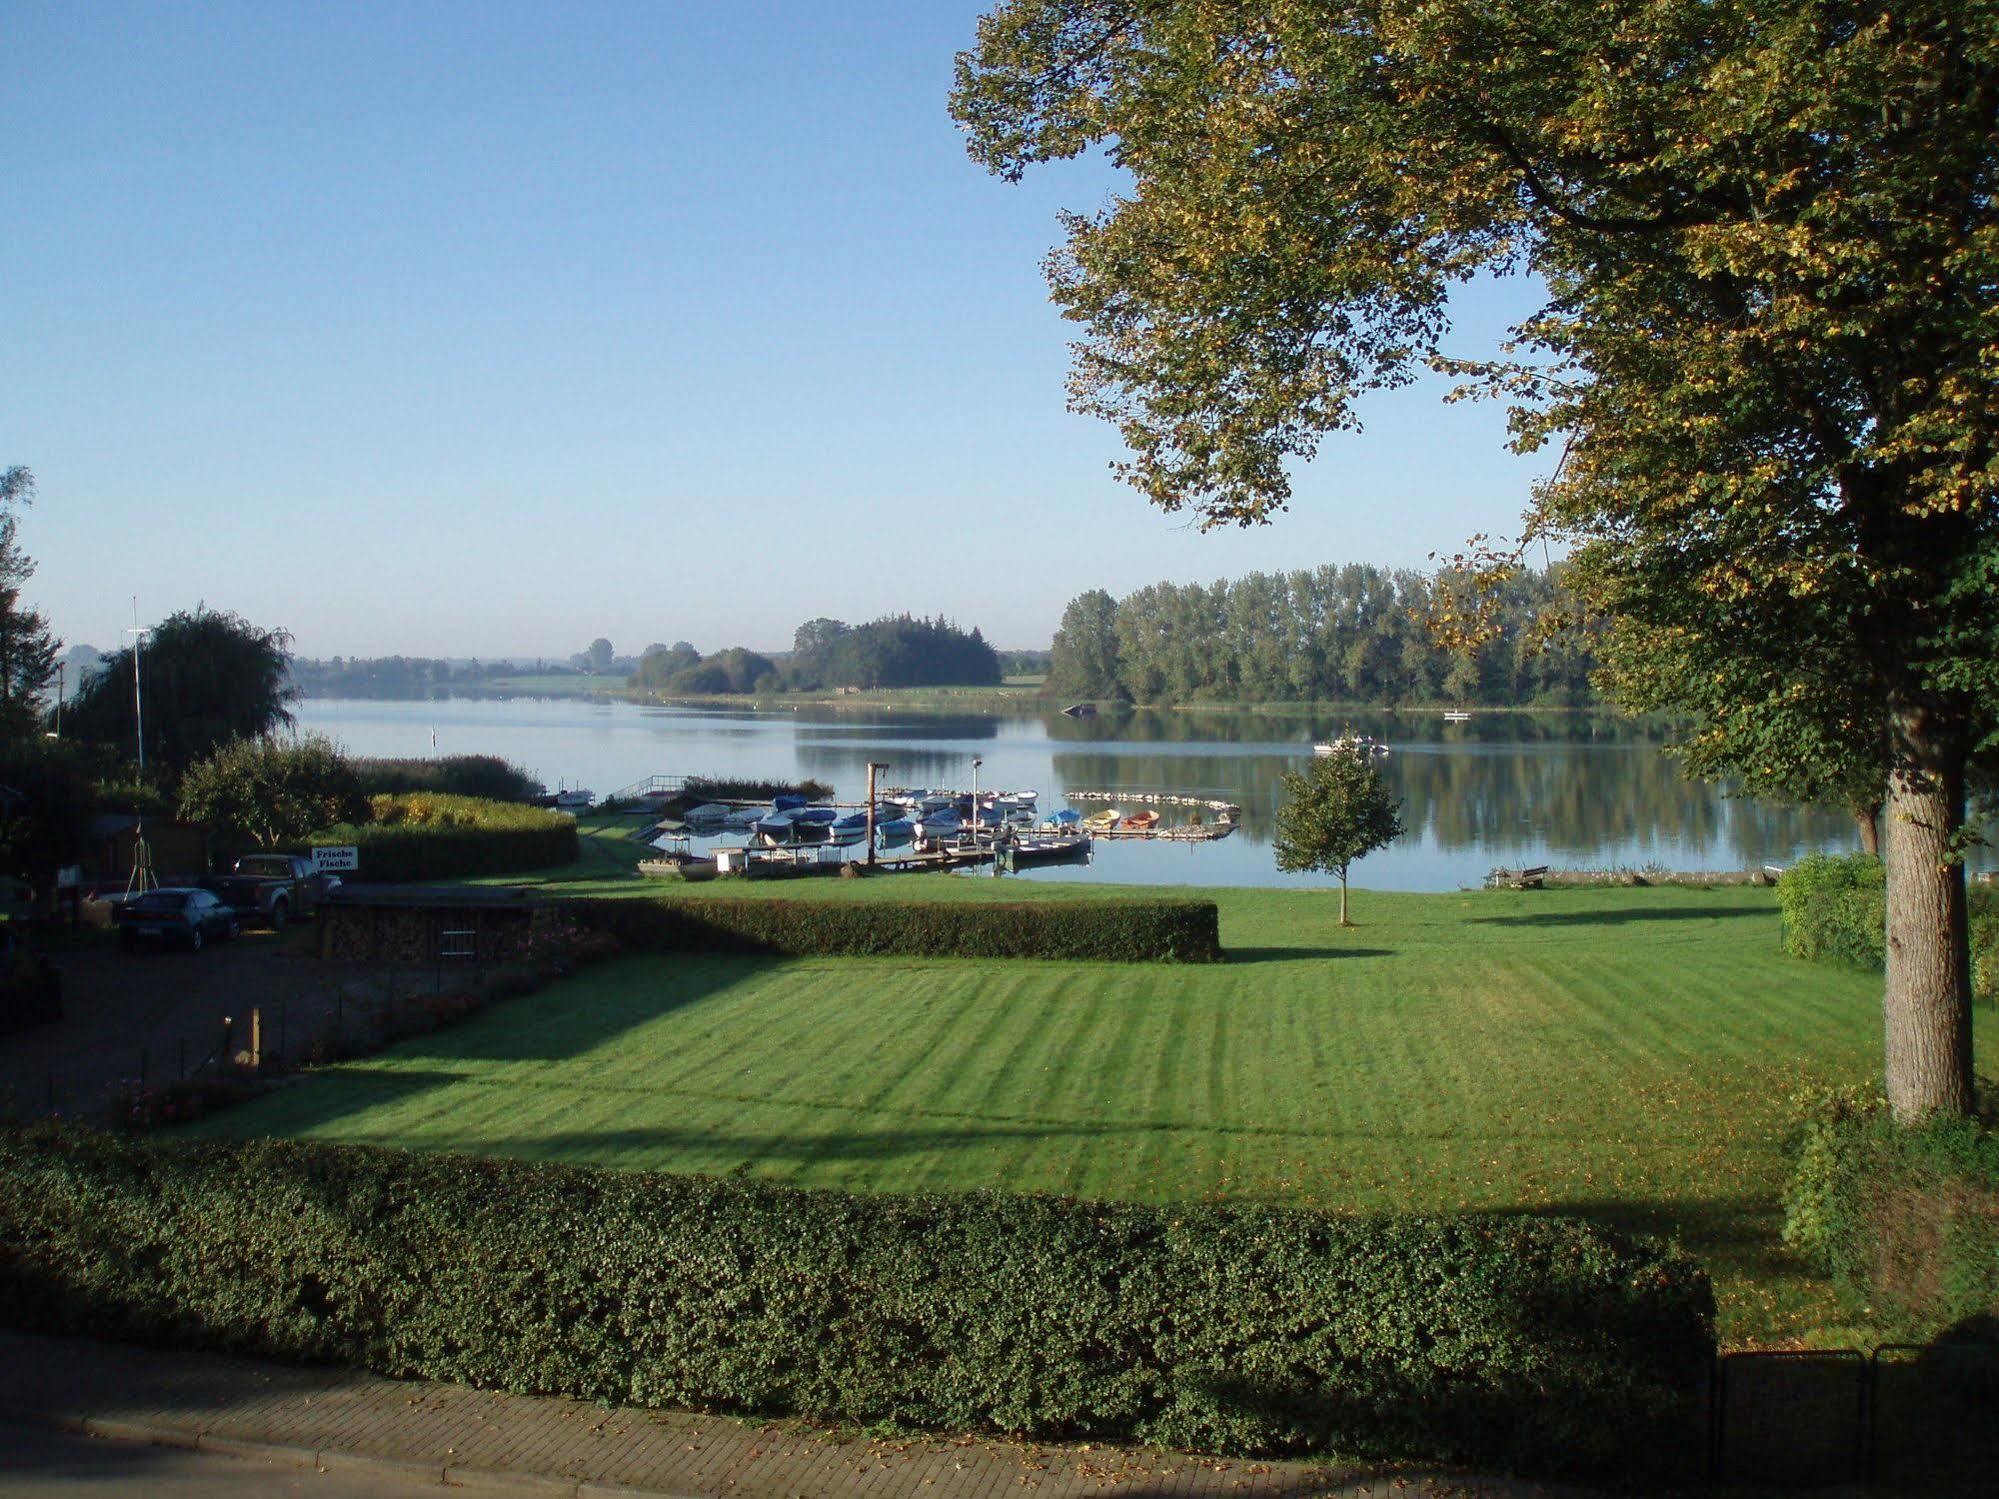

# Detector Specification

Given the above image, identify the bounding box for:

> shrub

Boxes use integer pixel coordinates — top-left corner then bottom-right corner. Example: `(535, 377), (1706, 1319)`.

(580, 896), (1222, 962)
(179, 733), (368, 849)
(0, 1126), (1713, 1475)
(1779, 854), (1999, 1001)
(1783, 1085), (1999, 1339)
(351, 756), (541, 803)
(310, 794), (577, 882)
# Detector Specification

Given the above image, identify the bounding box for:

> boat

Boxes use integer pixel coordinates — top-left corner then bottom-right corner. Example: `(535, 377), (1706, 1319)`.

(1082, 809), (1119, 831)
(829, 811), (870, 846)
(1121, 809), (1160, 830)
(914, 809), (962, 841)
(1314, 735), (1390, 758)
(752, 813), (797, 844)
(772, 793), (810, 812)
(1005, 834), (1093, 870)
(723, 805), (765, 830)
(1045, 808), (1082, 829)
(683, 803), (731, 824)
(1061, 702), (1097, 718)
(554, 787), (594, 809)
(875, 816), (915, 847)
(917, 792), (954, 813)
(638, 852), (718, 881)
(1443, 710), (1472, 723)
(791, 805), (838, 826)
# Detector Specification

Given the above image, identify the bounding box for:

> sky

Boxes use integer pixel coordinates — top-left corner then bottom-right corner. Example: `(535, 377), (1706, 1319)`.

(4, 1), (1553, 660)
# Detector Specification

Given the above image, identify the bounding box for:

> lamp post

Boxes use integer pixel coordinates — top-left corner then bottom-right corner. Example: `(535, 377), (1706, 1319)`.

(126, 610), (149, 776)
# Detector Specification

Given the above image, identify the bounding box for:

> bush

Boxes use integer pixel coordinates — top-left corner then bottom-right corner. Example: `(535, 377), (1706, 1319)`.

(1783, 1086), (1999, 1339)
(351, 756), (541, 803)
(311, 794), (577, 882)
(581, 896), (1222, 962)
(1779, 854), (1999, 1001)
(0, 1126), (1712, 1475)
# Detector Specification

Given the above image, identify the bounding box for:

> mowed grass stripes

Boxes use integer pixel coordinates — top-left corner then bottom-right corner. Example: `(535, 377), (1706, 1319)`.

(190, 883), (1989, 1344)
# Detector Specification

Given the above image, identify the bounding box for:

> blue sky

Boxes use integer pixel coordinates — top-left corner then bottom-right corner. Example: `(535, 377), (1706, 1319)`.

(4, 1), (1551, 659)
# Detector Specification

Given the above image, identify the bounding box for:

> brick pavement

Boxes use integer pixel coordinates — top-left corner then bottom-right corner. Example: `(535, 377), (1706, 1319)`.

(0, 1331), (1578, 1498)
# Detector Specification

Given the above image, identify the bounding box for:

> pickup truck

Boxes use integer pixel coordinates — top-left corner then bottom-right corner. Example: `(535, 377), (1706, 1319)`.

(199, 853), (338, 929)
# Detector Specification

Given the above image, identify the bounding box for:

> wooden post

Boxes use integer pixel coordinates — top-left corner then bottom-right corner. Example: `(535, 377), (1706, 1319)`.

(250, 1007), (262, 1072)
(866, 762), (889, 869)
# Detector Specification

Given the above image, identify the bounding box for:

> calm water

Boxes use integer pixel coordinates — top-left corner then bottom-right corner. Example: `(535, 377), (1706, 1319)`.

(296, 697), (1882, 892)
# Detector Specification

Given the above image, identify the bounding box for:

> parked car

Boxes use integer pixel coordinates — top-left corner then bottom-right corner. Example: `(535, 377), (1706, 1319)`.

(198, 853), (337, 929)
(117, 888), (240, 952)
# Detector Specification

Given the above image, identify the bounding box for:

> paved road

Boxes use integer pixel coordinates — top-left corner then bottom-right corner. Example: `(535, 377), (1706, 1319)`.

(0, 1423), (532, 1499)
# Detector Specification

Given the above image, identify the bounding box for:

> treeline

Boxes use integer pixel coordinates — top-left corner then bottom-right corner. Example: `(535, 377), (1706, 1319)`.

(1050, 566), (1596, 706)
(629, 616), (1001, 696)
(290, 657), (526, 698)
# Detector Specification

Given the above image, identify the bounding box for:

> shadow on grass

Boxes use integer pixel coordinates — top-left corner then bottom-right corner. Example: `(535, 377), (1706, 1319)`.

(1471, 906), (1772, 929)
(1226, 946), (1394, 963)
(1494, 1193), (1794, 1278)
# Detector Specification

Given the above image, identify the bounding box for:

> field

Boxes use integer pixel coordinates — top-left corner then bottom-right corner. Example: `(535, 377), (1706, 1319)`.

(182, 876), (1987, 1348)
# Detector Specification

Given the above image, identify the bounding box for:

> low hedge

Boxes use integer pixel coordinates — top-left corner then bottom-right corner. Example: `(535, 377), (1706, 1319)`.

(310, 793), (578, 882)
(1783, 1086), (1999, 1340)
(1779, 853), (1998, 1000)
(580, 895), (1221, 962)
(0, 1127), (1712, 1475)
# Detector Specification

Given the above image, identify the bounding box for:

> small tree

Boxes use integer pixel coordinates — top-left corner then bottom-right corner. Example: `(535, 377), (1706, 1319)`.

(178, 734), (368, 850)
(1273, 747), (1405, 926)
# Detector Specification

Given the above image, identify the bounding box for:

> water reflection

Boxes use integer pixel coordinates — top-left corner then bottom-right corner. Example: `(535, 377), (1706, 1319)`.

(297, 698), (1884, 891)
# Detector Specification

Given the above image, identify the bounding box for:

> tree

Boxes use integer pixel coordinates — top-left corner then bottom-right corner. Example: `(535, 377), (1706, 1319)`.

(955, 1), (1999, 1119)
(0, 738), (95, 892)
(68, 607), (296, 776)
(177, 734), (369, 849)
(1273, 746), (1405, 926)
(580, 638), (615, 674)
(0, 468), (60, 740)
(1050, 589), (1122, 698)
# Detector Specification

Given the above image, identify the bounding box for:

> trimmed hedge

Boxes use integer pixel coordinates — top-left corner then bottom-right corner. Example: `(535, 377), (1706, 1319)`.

(1779, 853), (1998, 1000)
(1783, 1087), (1999, 1340)
(0, 1127), (1712, 1475)
(580, 895), (1222, 962)
(310, 793), (578, 882)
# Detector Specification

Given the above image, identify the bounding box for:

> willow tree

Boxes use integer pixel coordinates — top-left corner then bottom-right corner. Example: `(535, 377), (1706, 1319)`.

(954, 0), (1999, 1118)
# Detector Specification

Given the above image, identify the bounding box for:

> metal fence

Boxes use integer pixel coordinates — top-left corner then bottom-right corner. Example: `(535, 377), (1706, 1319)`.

(1714, 1343), (1999, 1485)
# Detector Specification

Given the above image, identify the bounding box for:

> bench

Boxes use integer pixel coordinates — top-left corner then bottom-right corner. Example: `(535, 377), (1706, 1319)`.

(1486, 865), (1549, 891)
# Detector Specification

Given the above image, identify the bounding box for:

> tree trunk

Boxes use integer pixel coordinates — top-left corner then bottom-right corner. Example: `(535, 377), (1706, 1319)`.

(1881, 710), (1974, 1121)
(1339, 870), (1350, 926)
(1853, 801), (1881, 857)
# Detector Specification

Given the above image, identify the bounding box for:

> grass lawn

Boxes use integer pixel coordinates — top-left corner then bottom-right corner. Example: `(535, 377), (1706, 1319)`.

(187, 875), (1985, 1348)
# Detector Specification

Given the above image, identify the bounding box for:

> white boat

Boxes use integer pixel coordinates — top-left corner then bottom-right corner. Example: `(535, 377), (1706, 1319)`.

(1443, 710), (1471, 723)
(555, 787), (594, 808)
(753, 813), (796, 845)
(829, 812), (870, 846)
(914, 809), (962, 841)
(1314, 736), (1390, 758)
(876, 816), (915, 847)
(917, 792), (954, 814)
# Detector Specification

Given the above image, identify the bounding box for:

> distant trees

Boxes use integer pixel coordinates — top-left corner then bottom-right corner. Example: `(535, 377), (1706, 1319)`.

(68, 607), (296, 774)
(787, 615), (1001, 691)
(178, 734), (369, 849)
(1050, 566), (1590, 706)
(574, 638), (615, 674)
(1273, 746), (1405, 926)
(0, 467), (59, 739)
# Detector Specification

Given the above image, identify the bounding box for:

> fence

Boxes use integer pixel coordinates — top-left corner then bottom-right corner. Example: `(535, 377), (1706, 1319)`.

(1713, 1343), (1999, 1485)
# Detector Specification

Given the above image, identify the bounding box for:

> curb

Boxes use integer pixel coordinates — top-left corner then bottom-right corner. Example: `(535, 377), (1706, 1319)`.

(1, 1410), (698, 1498)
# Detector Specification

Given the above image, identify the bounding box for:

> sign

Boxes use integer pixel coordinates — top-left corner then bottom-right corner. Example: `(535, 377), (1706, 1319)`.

(312, 846), (360, 874)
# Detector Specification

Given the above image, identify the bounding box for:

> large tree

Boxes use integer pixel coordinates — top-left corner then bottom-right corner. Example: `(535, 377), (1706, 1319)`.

(69, 606), (296, 776)
(178, 733), (369, 849)
(955, 0), (1999, 1118)
(0, 468), (60, 740)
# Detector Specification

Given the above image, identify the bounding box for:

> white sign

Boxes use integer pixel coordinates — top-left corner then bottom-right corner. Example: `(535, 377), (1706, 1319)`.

(312, 846), (360, 874)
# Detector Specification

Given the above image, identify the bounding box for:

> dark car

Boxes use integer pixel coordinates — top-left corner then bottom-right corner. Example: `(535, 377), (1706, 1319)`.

(116, 887), (240, 952)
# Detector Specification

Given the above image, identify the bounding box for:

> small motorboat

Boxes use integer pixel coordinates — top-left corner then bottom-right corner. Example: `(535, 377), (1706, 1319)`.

(555, 787), (594, 809)
(1314, 735), (1390, 758)
(753, 813), (796, 845)
(772, 793), (811, 812)
(875, 816), (915, 847)
(917, 792), (954, 814)
(915, 809), (962, 841)
(829, 811), (870, 846)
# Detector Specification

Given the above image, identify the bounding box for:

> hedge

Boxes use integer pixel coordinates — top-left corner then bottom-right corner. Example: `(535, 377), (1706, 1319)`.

(1779, 853), (1999, 1001)
(580, 895), (1222, 962)
(0, 1127), (1712, 1475)
(309, 794), (578, 882)
(350, 756), (541, 803)
(1783, 1087), (1999, 1341)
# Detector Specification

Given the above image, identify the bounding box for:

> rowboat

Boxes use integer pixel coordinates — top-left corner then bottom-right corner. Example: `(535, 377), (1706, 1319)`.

(875, 816), (915, 847)
(914, 809), (962, 840)
(1121, 809), (1160, 830)
(1082, 809), (1119, 831)
(829, 812), (870, 846)
(1045, 808), (1082, 828)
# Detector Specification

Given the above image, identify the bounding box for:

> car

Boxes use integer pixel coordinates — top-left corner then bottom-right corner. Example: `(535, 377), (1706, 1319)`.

(198, 853), (338, 929)
(116, 887), (240, 952)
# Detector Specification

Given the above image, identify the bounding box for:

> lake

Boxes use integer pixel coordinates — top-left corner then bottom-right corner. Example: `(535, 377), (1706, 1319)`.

(295, 697), (1888, 892)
